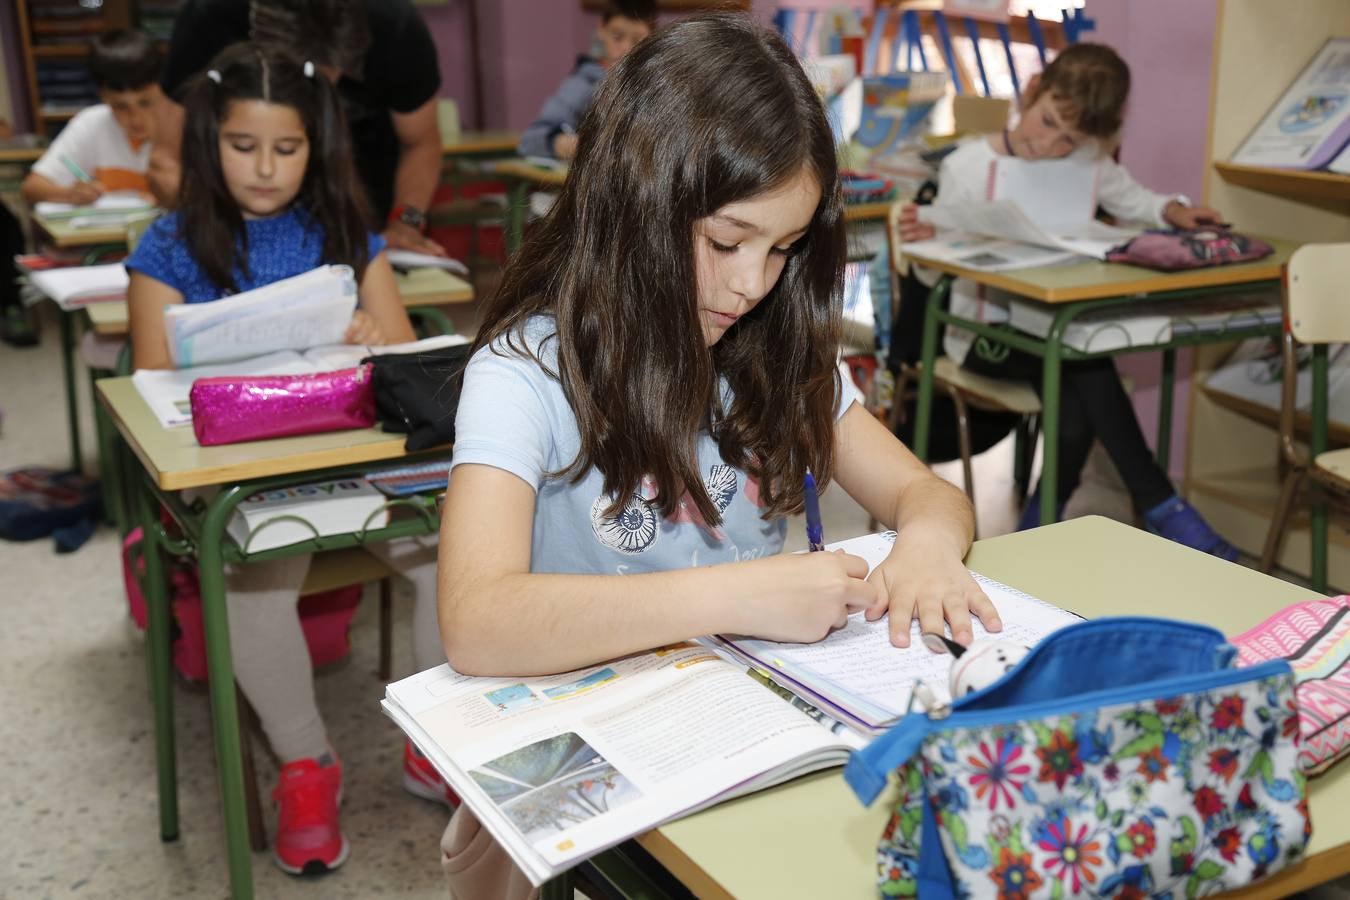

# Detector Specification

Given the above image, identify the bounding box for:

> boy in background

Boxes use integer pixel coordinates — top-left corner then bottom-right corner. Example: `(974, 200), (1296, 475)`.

(518, 0), (655, 160)
(22, 29), (162, 205)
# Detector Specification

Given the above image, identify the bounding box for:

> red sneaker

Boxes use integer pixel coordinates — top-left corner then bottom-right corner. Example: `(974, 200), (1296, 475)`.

(403, 740), (459, 808)
(271, 756), (349, 875)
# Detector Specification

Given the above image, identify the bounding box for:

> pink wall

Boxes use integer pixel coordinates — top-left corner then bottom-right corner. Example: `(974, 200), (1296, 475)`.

(427, 1), (852, 132)
(1085, 0), (1219, 480)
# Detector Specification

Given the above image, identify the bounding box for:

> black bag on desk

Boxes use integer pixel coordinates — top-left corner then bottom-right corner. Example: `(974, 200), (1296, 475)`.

(364, 343), (473, 451)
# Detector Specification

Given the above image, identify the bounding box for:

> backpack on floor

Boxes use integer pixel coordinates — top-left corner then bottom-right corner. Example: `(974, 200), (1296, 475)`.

(0, 466), (101, 547)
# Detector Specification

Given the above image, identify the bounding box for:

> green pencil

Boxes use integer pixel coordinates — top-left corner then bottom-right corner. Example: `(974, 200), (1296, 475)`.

(60, 155), (92, 183)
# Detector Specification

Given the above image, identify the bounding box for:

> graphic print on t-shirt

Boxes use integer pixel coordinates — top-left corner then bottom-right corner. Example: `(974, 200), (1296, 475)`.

(590, 465), (741, 554)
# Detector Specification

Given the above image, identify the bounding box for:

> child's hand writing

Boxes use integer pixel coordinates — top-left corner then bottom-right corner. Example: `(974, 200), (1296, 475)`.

(1163, 200), (1226, 230)
(66, 180), (105, 205)
(344, 309), (386, 346)
(864, 530), (1001, 649)
(736, 550), (881, 644)
(898, 203), (936, 243)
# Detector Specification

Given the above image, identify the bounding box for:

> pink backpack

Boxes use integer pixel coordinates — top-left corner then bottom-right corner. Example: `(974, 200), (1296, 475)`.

(1105, 228), (1274, 271)
(123, 527), (361, 680)
(1232, 597), (1350, 775)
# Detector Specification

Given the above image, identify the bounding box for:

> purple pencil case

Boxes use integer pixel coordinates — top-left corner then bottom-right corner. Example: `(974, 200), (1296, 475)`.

(189, 364), (376, 446)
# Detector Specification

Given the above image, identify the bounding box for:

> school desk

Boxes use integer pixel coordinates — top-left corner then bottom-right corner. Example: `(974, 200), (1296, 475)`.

(97, 375), (449, 900)
(556, 516), (1348, 900)
(442, 130), (519, 157)
(32, 211), (136, 250)
(903, 240), (1297, 526)
(0, 144), (44, 164)
(47, 267), (473, 475)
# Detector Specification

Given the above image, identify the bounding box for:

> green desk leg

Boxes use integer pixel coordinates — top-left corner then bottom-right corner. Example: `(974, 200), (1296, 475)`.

(132, 472), (179, 841)
(1156, 348), (1176, 473)
(408, 306), (455, 337)
(586, 844), (680, 898)
(1037, 307), (1077, 526)
(505, 177), (528, 257)
(912, 275), (952, 463)
(199, 487), (255, 900)
(92, 369), (126, 530)
(539, 871), (574, 900)
(59, 308), (83, 471)
(1311, 344), (1330, 593)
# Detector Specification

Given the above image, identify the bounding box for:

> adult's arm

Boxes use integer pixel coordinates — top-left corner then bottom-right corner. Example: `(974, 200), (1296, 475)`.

(384, 98), (447, 255)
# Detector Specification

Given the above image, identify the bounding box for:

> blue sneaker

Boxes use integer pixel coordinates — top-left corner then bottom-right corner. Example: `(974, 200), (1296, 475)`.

(1016, 486), (1064, 531)
(1144, 495), (1239, 562)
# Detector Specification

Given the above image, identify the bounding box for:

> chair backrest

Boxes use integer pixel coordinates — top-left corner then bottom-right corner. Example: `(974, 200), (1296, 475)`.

(1288, 243), (1350, 345)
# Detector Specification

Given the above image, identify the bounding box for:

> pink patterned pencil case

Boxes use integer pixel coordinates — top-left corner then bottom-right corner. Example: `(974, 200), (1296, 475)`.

(189, 364), (376, 446)
(1233, 596), (1350, 775)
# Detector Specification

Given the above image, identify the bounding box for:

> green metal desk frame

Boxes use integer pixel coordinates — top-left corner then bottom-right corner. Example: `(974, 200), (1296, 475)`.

(127, 457), (445, 900)
(911, 274), (1284, 526)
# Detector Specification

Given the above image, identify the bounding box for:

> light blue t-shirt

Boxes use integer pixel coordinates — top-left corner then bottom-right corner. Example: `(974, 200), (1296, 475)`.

(450, 316), (861, 575)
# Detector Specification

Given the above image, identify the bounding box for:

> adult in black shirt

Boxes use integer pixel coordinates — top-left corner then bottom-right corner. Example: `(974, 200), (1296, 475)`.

(149, 0), (446, 254)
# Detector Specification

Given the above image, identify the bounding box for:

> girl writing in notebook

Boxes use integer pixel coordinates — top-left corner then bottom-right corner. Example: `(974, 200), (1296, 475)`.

(898, 43), (1237, 558)
(124, 43), (450, 877)
(436, 16), (999, 893)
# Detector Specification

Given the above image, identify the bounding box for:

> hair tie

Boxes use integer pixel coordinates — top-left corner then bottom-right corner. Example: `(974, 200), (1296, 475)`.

(303, 61), (315, 79)
(206, 69), (222, 84)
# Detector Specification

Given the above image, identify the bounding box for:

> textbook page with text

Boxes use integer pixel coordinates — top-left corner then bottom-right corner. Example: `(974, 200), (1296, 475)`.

(383, 643), (855, 886)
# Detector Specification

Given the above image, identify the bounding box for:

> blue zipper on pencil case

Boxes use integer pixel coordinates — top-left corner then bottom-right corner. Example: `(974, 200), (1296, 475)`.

(845, 616), (1292, 805)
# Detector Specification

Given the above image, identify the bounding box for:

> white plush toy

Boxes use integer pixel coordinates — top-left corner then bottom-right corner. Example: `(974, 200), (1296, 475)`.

(922, 633), (1030, 698)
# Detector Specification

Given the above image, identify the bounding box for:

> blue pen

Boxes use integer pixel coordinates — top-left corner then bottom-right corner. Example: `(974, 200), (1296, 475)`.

(804, 469), (824, 551)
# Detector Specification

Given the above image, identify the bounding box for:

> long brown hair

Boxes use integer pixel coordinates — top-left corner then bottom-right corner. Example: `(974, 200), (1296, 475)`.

(476, 14), (846, 526)
(177, 42), (371, 294)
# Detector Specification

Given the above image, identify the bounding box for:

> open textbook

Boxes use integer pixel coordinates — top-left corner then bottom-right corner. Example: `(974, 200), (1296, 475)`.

(905, 153), (1139, 272)
(33, 192), (155, 224)
(133, 333), (468, 429)
(163, 265), (358, 367)
(909, 199), (1140, 271)
(382, 532), (1080, 885)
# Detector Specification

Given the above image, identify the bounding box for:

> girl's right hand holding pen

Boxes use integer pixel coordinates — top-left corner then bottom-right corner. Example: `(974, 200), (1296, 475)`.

(732, 550), (880, 644)
(65, 180), (105, 205)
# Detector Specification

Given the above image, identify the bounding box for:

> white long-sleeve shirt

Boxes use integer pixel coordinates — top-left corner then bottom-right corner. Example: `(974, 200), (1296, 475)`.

(918, 136), (1179, 363)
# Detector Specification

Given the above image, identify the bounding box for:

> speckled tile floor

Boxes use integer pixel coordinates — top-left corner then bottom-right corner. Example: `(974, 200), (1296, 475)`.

(3, 302), (1348, 900)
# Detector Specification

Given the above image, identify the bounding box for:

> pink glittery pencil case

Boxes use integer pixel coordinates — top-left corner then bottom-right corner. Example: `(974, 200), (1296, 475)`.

(189, 364), (376, 446)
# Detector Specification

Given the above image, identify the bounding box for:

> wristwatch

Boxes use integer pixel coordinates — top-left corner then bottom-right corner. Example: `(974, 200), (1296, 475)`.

(389, 204), (427, 232)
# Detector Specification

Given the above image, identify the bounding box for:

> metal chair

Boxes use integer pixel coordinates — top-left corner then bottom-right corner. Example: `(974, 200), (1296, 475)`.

(1259, 243), (1350, 591)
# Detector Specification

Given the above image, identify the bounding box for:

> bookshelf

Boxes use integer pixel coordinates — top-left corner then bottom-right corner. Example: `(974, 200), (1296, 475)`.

(15, 0), (181, 136)
(1186, 0), (1350, 587)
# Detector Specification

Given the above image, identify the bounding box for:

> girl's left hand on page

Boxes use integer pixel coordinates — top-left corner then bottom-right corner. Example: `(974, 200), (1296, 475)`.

(863, 531), (1001, 649)
(344, 309), (385, 346)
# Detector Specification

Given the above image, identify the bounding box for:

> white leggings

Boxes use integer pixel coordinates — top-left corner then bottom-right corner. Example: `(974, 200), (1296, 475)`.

(224, 535), (443, 762)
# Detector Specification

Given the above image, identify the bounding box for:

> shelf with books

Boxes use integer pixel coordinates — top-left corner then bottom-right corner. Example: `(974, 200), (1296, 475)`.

(1213, 162), (1350, 205)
